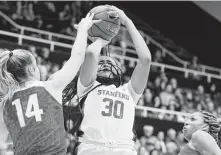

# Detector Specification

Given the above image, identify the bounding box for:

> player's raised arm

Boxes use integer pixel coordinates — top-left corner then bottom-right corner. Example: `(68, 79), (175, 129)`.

(191, 130), (221, 155)
(47, 13), (99, 92)
(108, 6), (152, 95)
(79, 38), (109, 87)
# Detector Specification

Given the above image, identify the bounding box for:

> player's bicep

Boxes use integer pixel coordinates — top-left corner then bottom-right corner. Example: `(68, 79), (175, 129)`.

(130, 61), (151, 94)
(48, 57), (82, 91)
(79, 51), (98, 87)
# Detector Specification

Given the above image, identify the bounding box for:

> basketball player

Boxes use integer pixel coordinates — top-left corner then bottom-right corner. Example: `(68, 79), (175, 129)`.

(74, 6), (151, 155)
(179, 111), (221, 155)
(0, 13), (99, 155)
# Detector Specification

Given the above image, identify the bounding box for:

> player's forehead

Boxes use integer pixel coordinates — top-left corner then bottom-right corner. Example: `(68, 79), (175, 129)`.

(189, 112), (203, 120)
(98, 56), (115, 64)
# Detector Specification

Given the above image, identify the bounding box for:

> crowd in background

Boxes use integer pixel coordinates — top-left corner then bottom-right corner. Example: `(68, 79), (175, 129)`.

(1, 42), (218, 154)
(0, 1), (221, 155)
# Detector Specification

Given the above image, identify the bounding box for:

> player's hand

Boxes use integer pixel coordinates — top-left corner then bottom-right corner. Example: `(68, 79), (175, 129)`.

(89, 36), (110, 47)
(74, 13), (101, 31)
(106, 5), (129, 25)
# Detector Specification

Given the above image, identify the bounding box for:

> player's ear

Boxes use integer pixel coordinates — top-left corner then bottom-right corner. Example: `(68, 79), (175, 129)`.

(27, 64), (35, 75)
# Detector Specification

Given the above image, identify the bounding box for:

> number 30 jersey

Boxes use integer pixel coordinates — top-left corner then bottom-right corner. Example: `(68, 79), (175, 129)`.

(77, 80), (142, 141)
(3, 81), (66, 155)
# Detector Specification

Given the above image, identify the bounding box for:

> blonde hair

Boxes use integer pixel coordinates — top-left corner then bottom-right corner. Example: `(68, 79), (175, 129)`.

(0, 49), (33, 106)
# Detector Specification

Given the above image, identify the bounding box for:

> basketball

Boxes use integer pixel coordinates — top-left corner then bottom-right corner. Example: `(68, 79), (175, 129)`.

(88, 5), (121, 41)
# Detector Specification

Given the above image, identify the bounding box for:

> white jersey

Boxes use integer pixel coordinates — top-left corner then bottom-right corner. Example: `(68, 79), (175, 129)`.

(77, 80), (141, 142)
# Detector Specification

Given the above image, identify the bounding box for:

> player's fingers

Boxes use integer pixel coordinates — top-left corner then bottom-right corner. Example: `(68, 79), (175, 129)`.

(89, 13), (95, 20)
(92, 19), (102, 24)
(85, 13), (90, 19)
(88, 36), (98, 42)
(107, 10), (119, 15)
(111, 5), (120, 10)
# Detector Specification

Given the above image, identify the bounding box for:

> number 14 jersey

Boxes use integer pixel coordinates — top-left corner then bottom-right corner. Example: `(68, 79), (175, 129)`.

(77, 80), (142, 142)
(3, 81), (66, 155)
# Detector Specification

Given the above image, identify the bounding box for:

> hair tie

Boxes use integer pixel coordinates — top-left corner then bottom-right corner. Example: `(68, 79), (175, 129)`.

(9, 52), (13, 58)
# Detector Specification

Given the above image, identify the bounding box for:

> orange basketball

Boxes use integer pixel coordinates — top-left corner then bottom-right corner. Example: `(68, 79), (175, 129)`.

(88, 5), (121, 41)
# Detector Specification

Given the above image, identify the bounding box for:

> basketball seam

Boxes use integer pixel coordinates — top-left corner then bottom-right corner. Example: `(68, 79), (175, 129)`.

(89, 25), (104, 40)
(93, 18), (120, 26)
(94, 23), (113, 37)
(94, 10), (108, 16)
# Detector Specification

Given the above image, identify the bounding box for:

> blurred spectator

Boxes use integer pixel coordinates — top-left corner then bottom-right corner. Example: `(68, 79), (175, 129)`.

(11, 1), (23, 21)
(175, 131), (185, 151)
(61, 17), (77, 36)
(187, 56), (202, 80)
(41, 47), (50, 60)
(153, 50), (163, 63)
(152, 76), (161, 95)
(143, 89), (153, 107)
(153, 96), (161, 108)
(139, 146), (149, 155)
(174, 88), (184, 107)
(157, 131), (167, 153)
(160, 84), (176, 108)
(169, 78), (177, 92)
(140, 125), (156, 146)
(150, 149), (161, 155)
(165, 128), (176, 143)
(138, 95), (145, 106)
(164, 141), (178, 155)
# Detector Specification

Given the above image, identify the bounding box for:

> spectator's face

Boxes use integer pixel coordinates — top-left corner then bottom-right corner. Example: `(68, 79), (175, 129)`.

(166, 142), (178, 154)
(186, 91), (193, 100)
(217, 106), (221, 114)
(160, 81), (166, 90)
(175, 88), (182, 95)
(154, 96), (160, 105)
(183, 112), (207, 141)
(210, 84), (216, 92)
(42, 48), (50, 59)
(170, 78), (177, 89)
(157, 131), (164, 141)
(143, 126), (154, 137)
(144, 89), (152, 102)
(139, 147), (148, 155)
(167, 129), (176, 140)
(154, 50), (161, 60)
(207, 101), (214, 112)
(150, 150), (160, 155)
(197, 85), (204, 94)
(177, 132), (184, 142)
(155, 77), (161, 86)
(196, 104), (202, 111)
(166, 84), (173, 93)
(64, 4), (70, 11)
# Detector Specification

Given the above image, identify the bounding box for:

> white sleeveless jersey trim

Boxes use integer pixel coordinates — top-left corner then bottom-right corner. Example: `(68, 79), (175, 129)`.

(18, 81), (45, 91)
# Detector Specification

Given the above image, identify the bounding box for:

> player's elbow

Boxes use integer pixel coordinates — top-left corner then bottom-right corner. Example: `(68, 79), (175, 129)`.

(141, 54), (152, 66)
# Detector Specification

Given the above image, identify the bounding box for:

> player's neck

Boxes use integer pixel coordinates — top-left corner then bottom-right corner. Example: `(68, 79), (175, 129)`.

(19, 78), (38, 88)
